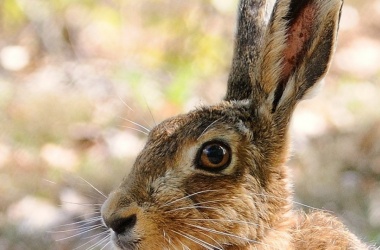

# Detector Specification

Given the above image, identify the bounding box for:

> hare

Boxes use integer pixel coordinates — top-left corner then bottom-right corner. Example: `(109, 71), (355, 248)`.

(101, 0), (370, 249)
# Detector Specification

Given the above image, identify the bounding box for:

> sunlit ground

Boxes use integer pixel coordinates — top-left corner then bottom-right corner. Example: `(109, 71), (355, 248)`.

(0, 0), (379, 249)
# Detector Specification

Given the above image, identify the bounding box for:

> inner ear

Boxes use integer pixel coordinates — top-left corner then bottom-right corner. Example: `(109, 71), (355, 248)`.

(282, 1), (316, 81)
(272, 1), (317, 112)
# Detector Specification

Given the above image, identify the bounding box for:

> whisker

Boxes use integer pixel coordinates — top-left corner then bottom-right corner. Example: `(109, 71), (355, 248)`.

(83, 229), (110, 240)
(190, 197), (244, 206)
(197, 118), (223, 141)
(85, 234), (110, 250)
(43, 176), (107, 203)
(164, 229), (176, 250)
(77, 176), (108, 199)
(252, 192), (329, 212)
(119, 125), (149, 136)
(144, 98), (157, 126)
(43, 179), (57, 185)
(55, 225), (105, 241)
(163, 229), (168, 246)
(73, 231), (109, 249)
(293, 201), (329, 212)
(164, 197), (254, 214)
(167, 198), (282, 234)
(188, 218), (259, 228)
(170, 229), (220, 250)
(119, 116), (151, 132)
(99, 240), (112, 250)
(117, 94), (135, 112)
(179, 239), (191, 250)
(160, 189), (220, 208)
(77, 192), (105, 202)
(116, 94), (154, 129)
(198, 231), (224, 250)
(184, 191), (328, 214)
(187, 218), (282, 235)
(70, 211), (102, 221)
(184, 223), (269, 247)
(50, 223), (103, 234)
(60, 201), (104, 207)
(164, 205), (219, 214)
(52, 216), (102, 230)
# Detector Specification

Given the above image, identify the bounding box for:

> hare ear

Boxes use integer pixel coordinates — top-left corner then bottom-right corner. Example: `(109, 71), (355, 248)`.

(225, 0), (272, 101)
(257, 0), (343, 116)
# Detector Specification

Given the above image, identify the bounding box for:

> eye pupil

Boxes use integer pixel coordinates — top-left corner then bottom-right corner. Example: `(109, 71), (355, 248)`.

(204, 145), (225, 164)
(197, 141), (231, 171)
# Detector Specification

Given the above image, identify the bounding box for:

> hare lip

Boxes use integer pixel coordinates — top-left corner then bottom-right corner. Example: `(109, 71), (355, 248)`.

(112, 232), (140, 250)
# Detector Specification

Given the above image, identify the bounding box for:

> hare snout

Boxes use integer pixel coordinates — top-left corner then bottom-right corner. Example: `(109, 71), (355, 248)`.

(102, 206), (138, 236)
(107, 214), (138, 249)
(101, 191), (142, 248)
(107, 213), (137, 236)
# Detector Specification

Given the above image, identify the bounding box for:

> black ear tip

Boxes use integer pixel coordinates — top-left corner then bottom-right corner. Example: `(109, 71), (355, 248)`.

(225, 0), (268, 102)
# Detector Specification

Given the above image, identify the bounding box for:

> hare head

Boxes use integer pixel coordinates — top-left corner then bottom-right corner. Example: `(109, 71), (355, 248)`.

(101, 0), (366, 249)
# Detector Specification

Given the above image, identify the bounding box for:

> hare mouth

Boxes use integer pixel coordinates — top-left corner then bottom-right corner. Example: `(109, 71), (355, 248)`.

(111, 232), (141, 250)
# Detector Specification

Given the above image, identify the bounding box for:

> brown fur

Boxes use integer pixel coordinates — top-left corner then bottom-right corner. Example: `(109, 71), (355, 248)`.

(101, 0), (373, 249)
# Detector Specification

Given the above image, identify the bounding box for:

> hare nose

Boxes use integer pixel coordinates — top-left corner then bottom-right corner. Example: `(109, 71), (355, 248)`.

(108, 214), (137, 235)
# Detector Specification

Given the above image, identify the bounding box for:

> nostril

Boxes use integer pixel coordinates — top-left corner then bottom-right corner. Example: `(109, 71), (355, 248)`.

(109, 214), (137, 235)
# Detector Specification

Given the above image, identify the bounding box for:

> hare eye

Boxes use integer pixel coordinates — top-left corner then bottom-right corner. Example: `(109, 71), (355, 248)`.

(197, 141), (231, 171)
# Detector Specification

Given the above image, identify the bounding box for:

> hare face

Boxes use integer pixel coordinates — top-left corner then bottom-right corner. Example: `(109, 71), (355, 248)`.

(100, 0), (368, 249)
(101, 101), (292, 249)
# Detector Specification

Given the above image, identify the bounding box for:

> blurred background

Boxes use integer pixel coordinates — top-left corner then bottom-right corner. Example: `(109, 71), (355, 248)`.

(0, 0), (379, 249)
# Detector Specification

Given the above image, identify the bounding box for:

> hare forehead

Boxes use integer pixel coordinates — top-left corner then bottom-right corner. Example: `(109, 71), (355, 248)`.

(149, 100), (254, 138)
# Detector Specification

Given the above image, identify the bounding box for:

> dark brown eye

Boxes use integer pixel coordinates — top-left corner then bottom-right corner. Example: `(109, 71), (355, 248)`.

(197, 141), (231, 171)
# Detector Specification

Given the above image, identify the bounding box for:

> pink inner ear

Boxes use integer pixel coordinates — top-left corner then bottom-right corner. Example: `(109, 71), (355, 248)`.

(282, 3), (316, 81)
